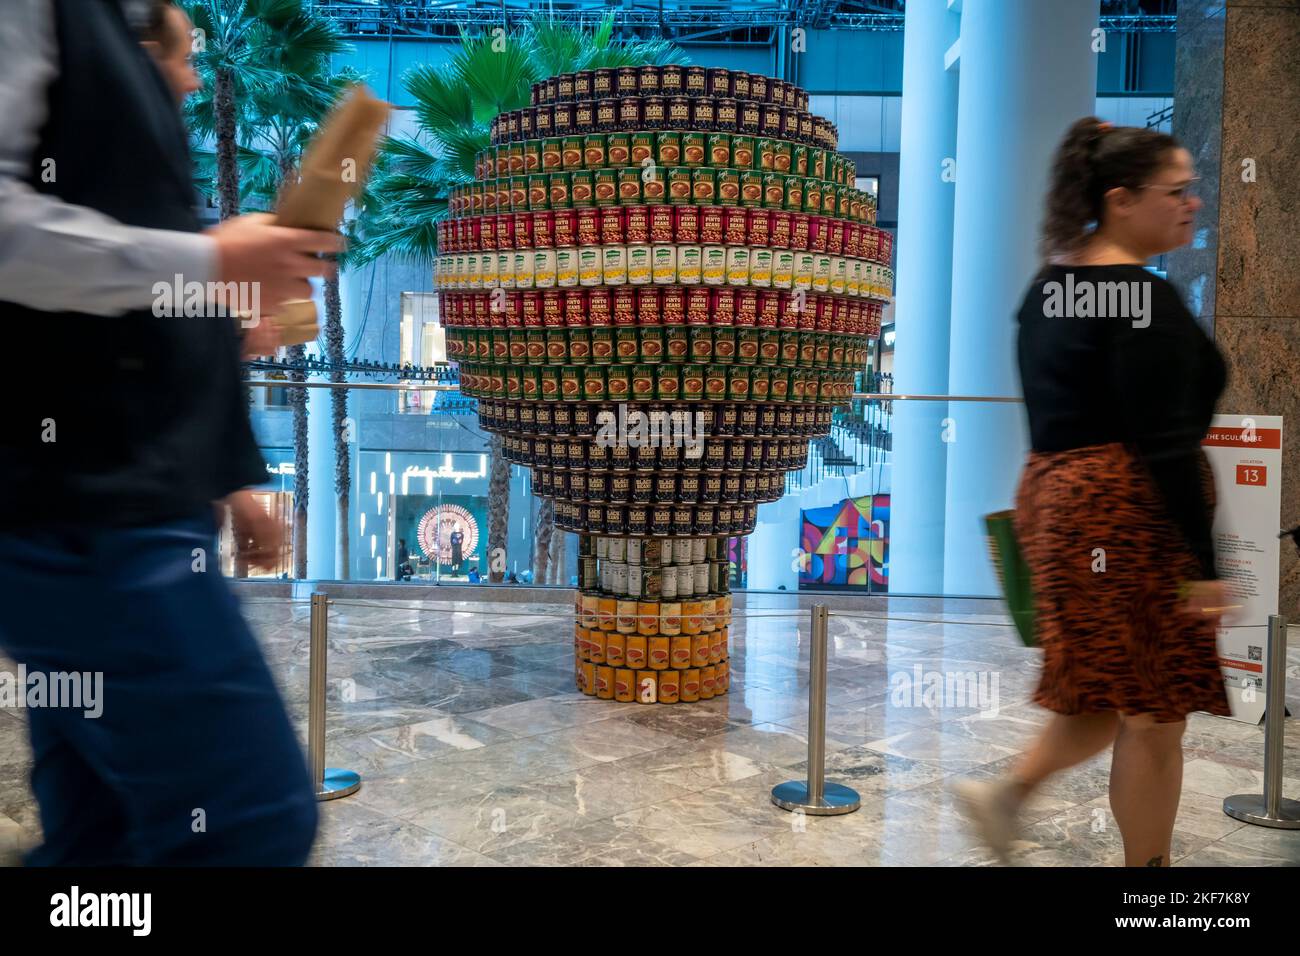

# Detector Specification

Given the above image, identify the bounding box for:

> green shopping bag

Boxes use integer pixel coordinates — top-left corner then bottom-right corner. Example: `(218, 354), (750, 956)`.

(984, 510), (1037, 647)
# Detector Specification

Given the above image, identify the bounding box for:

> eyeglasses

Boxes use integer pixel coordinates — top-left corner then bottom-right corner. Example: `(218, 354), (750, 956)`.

(1137, 176), (1201, 202)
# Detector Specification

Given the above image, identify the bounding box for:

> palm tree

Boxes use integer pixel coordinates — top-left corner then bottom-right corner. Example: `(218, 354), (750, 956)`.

(185, 0), (350, 579)
(351, 15), (687, 582)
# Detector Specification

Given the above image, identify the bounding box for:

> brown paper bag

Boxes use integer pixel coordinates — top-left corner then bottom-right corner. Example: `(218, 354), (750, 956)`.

(268, 85), (391, 345)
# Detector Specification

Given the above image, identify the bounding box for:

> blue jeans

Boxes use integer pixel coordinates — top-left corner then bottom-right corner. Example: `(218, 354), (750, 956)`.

(0, 514), (317, 865)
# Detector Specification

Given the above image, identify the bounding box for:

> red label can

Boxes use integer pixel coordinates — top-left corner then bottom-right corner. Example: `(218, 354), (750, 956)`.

(532, 210), (555, 248)
(576, 207), (601, 245)
(480, 215), (497, 250)
(725, 206), (751, 246)
(612, 287), (636, 325)
(542, 289), (563, 327)
(770, 211), (792, 249)
(816, 294), (834, 332)
(661, 287), (685, 325)
(637, 287), (661, 326)
(694, 206), (721, 246)
(673, 204), (700, 244)
(625, 205), (650, 245)
(588, 288), (612, 326)
(521, 291), (541, 328)
(600, 206), (625, 245)
(736, 289), (759, 328)
(809, 215), (827, 253)
(832, 298), (847, 333)
(649, 205), (675, 244)
(564, 289), (588, 327)
(712, 287), (736, 326)
(554, 209), (577, 247)
(496, 213), (514, 251)
(686, 288), (711, 326)
(513, 211), (533, 249)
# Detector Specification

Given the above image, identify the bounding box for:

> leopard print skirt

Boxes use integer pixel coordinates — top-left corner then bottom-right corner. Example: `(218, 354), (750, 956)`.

(1015, 442), (1230, 723)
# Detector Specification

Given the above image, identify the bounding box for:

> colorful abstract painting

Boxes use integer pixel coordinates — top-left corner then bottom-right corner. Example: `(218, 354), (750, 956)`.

(798, 494), (890, 590)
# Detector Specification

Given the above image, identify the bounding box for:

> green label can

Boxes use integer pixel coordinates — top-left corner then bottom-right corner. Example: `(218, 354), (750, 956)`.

(750, 365), (771, 399)
(529, 174), (550, 210)
(521, 367), (540, 399)
(546, 329), (567, 364)
(792, 144), (809, 177)
(759, 329), (781, 365)
(568, 328), (591, 364)
(704, 365), (728, 400)
(712, 327), (736, 364)
(606, 131), (631, 167)
(682, 131), (706, 167)
(707, 133), (731, 168)
(631, 131), (655, 165)
(583, 366), (607, 400)
(632, 364), (655, 400)
(657, 364), (681, 400)
(667, 167), (693, 204)
(548, 171), (572, 208)
(731, 135), (755, 170)
(682, 364), (705, 401)
(665, 326), (689, 364)
(716, 168), (741, 206)
(656, 131), (682, 166)
(617, 167), (642, 205)
(691, 168), (717, 205)
(594, 168), (618, 206)
(773, 139), (792, 174)
(606, 365), (630, 400)
(728, 366), (750, 400)
(770, 367), (790, 401)
(640, 326), (664, 363)
(540, 367), (560, 400)
(591, 326), (614, 364)
(757, 138), (776, 171)
(615, 327), (639, 364)
(762, 172), (785, 209)
(570, 169), (594, 207)
(583, 133), (607, 169)
(542, 137), (563, 171)
(740, 170), (763, 207)
(689, 327), (714, 363)
(785, 177), (804, 212)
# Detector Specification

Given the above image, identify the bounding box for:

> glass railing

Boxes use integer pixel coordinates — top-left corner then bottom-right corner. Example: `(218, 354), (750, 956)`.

(232, 376), (1029, 598)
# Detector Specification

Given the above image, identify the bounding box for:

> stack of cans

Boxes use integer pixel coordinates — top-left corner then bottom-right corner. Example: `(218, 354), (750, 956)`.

(573, 535), (732, 703)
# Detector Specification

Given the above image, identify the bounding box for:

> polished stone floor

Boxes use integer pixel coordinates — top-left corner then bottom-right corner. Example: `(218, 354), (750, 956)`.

(1, 595), (1298, 866)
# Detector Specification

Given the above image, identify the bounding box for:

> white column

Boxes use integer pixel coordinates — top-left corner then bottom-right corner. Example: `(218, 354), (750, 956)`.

(942, 0), (1099, 594)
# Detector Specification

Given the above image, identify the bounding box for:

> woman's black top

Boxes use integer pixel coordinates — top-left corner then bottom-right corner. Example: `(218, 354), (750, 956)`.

(1017, 264), (1227, 579)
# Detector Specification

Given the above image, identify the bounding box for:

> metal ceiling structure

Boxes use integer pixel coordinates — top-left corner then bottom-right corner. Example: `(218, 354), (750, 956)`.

(309, 0), (1176, 43)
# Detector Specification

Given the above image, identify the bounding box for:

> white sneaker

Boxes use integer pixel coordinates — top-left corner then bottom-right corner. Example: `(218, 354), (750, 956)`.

(950, 777), (1022, 865)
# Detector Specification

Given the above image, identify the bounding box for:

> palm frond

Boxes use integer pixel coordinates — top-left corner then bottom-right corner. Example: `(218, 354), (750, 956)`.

(404, 63), (474, 136)
(450, 29), (538, 125)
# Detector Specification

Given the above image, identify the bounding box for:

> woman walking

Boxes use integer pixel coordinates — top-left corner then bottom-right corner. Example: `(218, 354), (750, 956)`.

(954, 117), (1231, 867)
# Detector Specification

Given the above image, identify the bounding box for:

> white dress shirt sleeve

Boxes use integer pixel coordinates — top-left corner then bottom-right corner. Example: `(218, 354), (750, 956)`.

(0, 0), (218, 317)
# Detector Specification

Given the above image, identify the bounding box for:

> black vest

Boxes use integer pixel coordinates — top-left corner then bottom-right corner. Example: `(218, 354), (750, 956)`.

(0, 0), (266, 529)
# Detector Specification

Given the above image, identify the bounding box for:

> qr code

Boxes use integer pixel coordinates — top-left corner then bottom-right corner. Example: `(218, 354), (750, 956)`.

(1248, 645), (1262, 662)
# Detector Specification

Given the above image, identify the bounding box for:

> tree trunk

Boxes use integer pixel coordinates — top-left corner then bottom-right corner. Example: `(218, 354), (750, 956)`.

(324, 272), (350, 579)
(534, 497), (554, 584)
(486, 434), (510, 583)
(548, 527), (567, 586)
(288, 343), (309, 578)
(213, 66), (240, 222)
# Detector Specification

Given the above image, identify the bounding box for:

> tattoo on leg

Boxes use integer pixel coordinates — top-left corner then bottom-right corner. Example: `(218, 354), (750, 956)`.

(1145, 855), (1163, 867)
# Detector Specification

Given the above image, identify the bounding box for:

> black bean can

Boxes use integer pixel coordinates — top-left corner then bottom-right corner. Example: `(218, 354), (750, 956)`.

(740, 101), (761, 135)
(573, 70), (593, 100)
(628, 506), (649, 536)
(716, 98), (738, 132)
(638, 65), (661, 95)
(656, 473), (677, 502)
(684, 66), (707, 97)
(553, 100), (575, 136)
(660, 65), (684, 96)
(616, 67), (639, 95)
(742, 472), (759, 502)
(673, 507), (694, 536)
(704, 442), (726, 471)
(707, 68), (732, 98)
(761, 104), (782, 136)
(606, 505), (627, 534)
(651, 505), (672, 536)
(574, 99), (595, 133)
(585, 503), (605, 534)
(702, 473), (723, 503)
(596, 98), (618, 132)
(619, 95), (641, 130)
(691, 97), (716, 129)
(587, 471), (608, 502)
(723, 72), (746, 103)
(694, 506), (717, 536)
(642, 96), (666, 128)
(569, 470), (587, 499)
(634, 473), (655, 503)
(717, 403), (738, 435)
(545, 76), (560, 103)
(520, 107), (535, 139)
(554, 402), (572, 435)
(667, 96), (691, 130)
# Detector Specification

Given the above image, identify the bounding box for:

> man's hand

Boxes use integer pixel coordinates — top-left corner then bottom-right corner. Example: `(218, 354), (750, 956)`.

(226, 489), (282, 566)
(207, 213), (340, 311)
(240, 316), (282, 359)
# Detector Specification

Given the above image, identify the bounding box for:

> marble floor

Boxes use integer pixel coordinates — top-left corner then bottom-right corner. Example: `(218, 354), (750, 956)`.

(1, 595), (1298, 867)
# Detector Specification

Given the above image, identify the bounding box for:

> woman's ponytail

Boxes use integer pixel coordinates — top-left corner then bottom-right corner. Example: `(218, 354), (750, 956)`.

(1039, 116), (1180, 260)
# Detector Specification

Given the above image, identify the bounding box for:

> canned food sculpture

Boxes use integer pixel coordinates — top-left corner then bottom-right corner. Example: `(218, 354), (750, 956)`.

(436, 66), (893, 703)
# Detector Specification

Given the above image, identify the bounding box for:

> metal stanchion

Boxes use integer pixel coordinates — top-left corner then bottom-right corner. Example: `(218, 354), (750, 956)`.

(772, 604), (861, 815)
(1224, 614), (1300, 828)
(309, 592), (361, 801)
